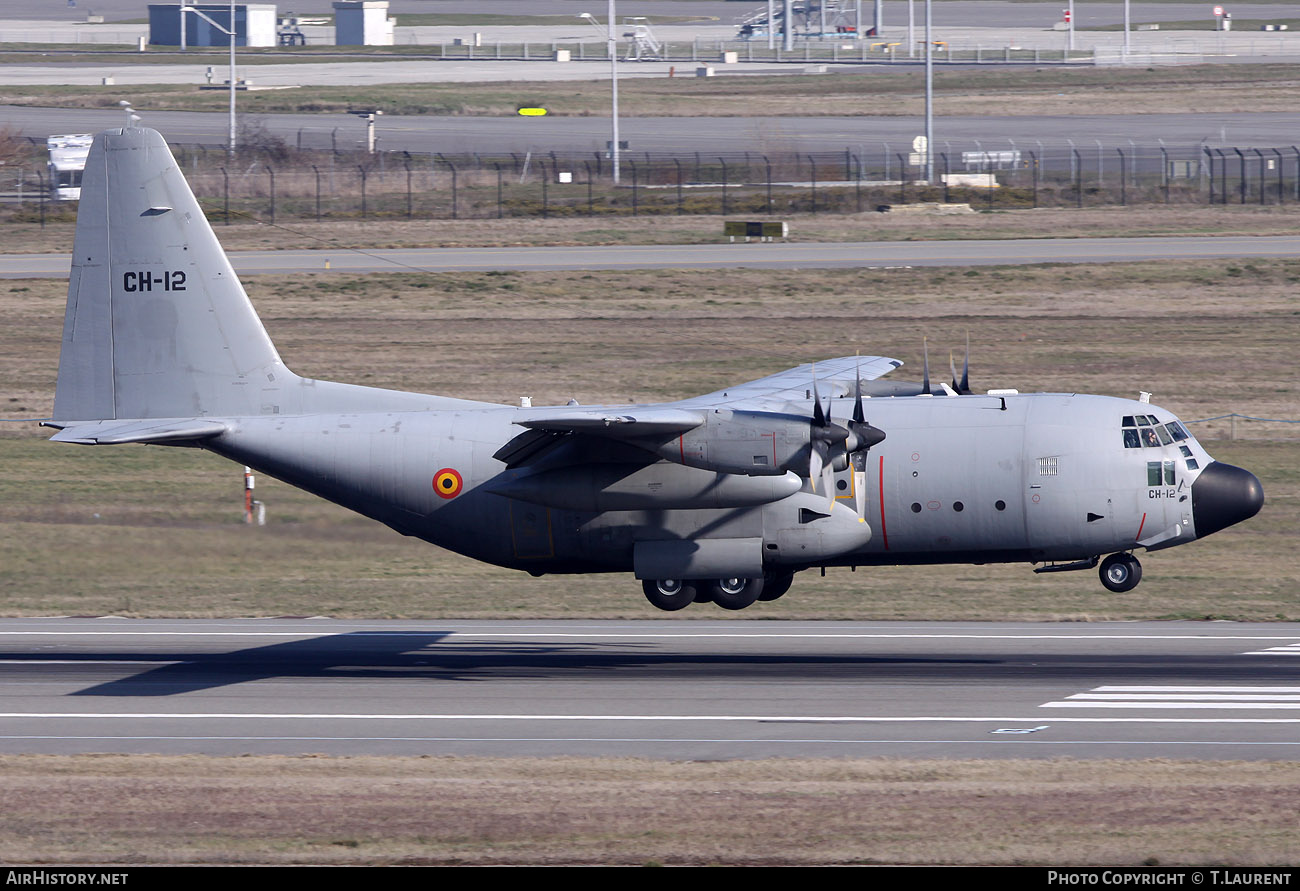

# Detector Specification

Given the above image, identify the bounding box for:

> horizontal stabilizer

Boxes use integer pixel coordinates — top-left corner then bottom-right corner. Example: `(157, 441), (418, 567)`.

(43, 417), (228, 445)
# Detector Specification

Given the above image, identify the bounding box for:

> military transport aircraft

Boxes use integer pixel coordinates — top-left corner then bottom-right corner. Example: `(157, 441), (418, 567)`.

(44, 128), (1265, 611)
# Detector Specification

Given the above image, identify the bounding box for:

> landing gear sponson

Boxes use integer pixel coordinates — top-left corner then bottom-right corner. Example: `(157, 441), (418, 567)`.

(642, 572), (795, 612)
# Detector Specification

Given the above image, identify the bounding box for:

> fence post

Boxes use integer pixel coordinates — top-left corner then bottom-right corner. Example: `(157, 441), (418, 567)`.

(629, 160), (637, 216)
(1073, 149), (1082, 208)
(584, 160), (594, 215)
(1234, 148), (1246, 204)
(495, 163), (503, 218)
(1253, 149), (1266, 205)
(1117, 148), (1125, 206)
(1030, 150), (1038, 209)
(266, 164), (275, 224)
(810, 155), (819, 213)
(36, 171), (46, 228)
(541, 160), (549, 218)
(942, 153), (950, 204)
(449, 160), (458, 219)
(1293, 147), (1300, 202)
(404, 155), (413, 219)
(312, 165), (321, 221)
(358, 165), (367, 218)
(1275, 149), (1285, 204)
(765, 155), (773, 215)
(897, 152), (906, 205)
(1161, 147), (1169, 204)
(674, 158), (684, 215)
(221, 166), (230, 225)
(719, 157), (728, 215)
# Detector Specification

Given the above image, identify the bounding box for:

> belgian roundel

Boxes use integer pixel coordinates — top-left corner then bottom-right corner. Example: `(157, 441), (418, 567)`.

(433, 468), (463, 499)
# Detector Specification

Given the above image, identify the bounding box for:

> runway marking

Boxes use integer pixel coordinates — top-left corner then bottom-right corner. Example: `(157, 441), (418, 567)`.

(1244, 643), (1300, 656)
(1043, 685), (1300, 710)
(2, 712), (1300, 724)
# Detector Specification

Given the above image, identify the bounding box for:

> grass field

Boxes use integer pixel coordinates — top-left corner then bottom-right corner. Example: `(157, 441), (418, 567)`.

(9, 205), (1300, 254)
(2, 755), (1298, 865)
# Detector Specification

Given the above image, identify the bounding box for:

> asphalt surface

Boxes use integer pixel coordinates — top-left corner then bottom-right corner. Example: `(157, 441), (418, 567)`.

(2, 618), (1298, 758)
(5, 105), (1295, 156)
(6, 234), (1300, 279)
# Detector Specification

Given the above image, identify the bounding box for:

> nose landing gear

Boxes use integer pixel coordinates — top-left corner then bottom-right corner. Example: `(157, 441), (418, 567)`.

(1099, 552), (1143, 593)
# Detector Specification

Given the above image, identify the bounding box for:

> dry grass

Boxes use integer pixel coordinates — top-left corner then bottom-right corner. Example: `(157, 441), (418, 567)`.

(10, 204), (1300, 254)
(1, 257), (1295, 620)
(1, 755), (1298, 865)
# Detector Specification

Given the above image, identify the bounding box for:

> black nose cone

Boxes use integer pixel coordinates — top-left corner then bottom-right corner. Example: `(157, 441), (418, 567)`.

(1192, 462), (1265, 539)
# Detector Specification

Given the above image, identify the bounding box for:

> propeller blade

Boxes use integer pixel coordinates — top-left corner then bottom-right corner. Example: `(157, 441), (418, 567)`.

(811, 363), (826, 428)
(949, 350), (959, 395)
(853, 357), (866, 425)
(960, 332), (971, 394)
(852, 451), (867, 521)
(921, 337), (931, 396)
(809, 441), (825, 491)
(822, 461), (836, 511)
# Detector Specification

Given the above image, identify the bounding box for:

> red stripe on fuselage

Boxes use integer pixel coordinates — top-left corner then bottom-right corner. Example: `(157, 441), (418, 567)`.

(878, 454), (889, 550)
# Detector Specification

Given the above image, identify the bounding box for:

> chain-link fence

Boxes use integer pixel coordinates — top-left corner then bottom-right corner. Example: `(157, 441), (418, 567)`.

(5, 138), (1299, 224)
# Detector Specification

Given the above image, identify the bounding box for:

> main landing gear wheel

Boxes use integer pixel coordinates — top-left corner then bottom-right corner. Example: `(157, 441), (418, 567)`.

(642, 578), (698, 611)
(1099, 553), (1142, 593)
(707, 577), (764, 611)
(758, 571), (794, 602)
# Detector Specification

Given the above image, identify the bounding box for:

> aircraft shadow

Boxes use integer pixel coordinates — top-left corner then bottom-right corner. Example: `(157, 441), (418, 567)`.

(0, 632), (1001, 697)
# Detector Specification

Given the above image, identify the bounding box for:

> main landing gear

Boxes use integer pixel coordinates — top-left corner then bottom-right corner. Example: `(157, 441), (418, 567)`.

(641, 571), (795, 612)
(1099, 552), (1142, 593)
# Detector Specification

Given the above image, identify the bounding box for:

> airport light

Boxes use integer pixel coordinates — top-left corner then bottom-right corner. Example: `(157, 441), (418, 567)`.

(180, 2), (238, 156)
(580, 5), (620, 185)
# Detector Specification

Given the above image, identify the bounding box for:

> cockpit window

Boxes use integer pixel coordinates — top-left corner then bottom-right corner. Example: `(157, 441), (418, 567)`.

(1122, 415), (1190, 449)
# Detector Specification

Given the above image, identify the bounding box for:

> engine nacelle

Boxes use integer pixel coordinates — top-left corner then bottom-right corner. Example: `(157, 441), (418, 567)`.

(649, 409), (813, 477)
(490, 462), (803, 512)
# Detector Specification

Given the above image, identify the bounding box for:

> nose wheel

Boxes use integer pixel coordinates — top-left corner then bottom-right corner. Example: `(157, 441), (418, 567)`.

(1099, 553), (1142, 593)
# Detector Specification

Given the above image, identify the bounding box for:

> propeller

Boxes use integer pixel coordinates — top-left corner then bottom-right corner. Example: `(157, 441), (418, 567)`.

(807, 361), (886, 515)
(808, 365), (847, 509)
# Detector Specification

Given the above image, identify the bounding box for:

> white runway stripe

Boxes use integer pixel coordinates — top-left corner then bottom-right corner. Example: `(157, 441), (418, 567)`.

(1043, 685), (1300, 710)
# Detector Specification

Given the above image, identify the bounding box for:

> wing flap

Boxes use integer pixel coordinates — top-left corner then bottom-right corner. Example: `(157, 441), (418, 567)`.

(514, 408), (704, 439)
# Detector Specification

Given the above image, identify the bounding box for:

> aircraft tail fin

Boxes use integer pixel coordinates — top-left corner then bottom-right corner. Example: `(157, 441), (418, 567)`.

(53, 126), (291, 423)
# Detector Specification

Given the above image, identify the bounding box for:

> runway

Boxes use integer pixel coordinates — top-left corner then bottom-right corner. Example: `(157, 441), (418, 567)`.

(2, 618), (1299, 759)
(5, 234), (1300, 279)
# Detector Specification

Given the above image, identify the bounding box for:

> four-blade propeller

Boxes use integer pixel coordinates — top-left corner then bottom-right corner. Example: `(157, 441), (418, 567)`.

(807, 361), (886, 516)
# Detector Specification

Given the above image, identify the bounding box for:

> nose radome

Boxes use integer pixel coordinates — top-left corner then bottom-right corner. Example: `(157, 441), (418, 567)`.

(1191, 462), (1265, 539)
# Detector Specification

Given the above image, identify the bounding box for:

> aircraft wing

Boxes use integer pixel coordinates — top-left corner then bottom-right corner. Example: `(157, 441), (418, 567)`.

(681, 355), (904, 410)
(43, 418), (230, 445)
